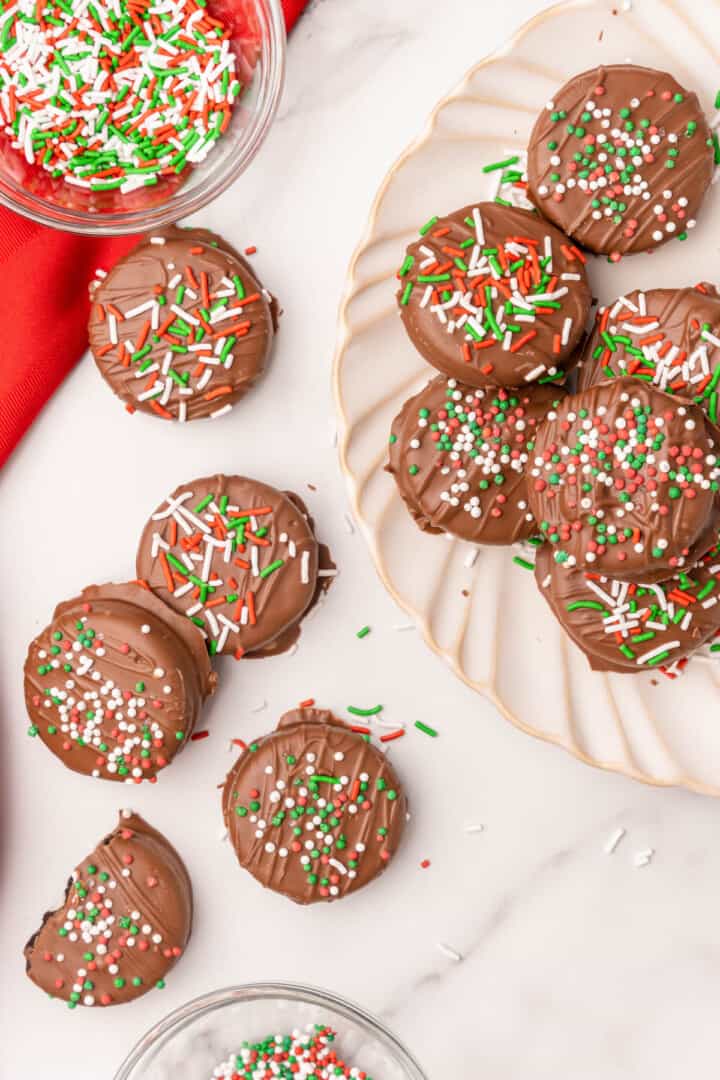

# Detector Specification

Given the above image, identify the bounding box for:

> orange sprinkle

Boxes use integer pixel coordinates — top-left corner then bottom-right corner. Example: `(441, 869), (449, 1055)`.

(150, 400), (173, 419)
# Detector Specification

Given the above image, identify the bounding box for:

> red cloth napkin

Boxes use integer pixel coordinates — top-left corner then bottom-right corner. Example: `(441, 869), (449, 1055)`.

(0, 0), (309, 469)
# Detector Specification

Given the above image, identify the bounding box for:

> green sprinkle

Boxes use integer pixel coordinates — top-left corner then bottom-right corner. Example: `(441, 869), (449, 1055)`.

(414, 720), (438, 738)
(356, 625), (371, 639)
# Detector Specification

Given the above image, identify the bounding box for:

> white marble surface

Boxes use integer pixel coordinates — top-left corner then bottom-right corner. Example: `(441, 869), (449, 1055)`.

(3, 1), (720, 1077)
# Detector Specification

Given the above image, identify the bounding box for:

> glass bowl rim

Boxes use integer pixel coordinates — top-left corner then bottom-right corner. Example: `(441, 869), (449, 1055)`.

(113, 980), (429, 1080)
(0, 0), (287, 236)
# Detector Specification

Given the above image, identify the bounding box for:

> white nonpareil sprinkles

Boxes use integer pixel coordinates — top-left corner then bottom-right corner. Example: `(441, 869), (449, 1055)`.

(0, 0), (241, 191)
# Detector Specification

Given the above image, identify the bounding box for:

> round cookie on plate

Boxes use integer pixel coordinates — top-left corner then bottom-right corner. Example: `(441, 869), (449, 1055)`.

(527, 64), (714, 257)
(397, 202), (591, 387)
(387, 375), (566, 544)
(24, 810), (192, 1008)
(222, 707), (407, 904)
(24, 582), (216, 783)
(535, 537), (720, 674)
(578, 283), (720, 420)
(526, 378), (720, 582)
(88, 226), (277, 422)
(136, 475), (321, 658)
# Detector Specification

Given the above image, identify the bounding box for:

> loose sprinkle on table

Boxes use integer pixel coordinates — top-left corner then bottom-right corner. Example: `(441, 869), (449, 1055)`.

(603, 826), (626, 854)
(356, 625), (371, 639)
(414, 720), (438, 738)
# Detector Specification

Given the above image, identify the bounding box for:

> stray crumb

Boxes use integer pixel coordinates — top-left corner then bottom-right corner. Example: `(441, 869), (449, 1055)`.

(461, 589), (470, 598)
(307, 482), (317, 492)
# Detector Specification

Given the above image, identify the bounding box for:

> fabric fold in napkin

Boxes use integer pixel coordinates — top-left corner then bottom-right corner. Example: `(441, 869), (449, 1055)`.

(0, 0), (309, 469)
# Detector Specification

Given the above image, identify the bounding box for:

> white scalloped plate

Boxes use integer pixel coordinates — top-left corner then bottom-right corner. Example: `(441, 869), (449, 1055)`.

(333, 0), (720, 796)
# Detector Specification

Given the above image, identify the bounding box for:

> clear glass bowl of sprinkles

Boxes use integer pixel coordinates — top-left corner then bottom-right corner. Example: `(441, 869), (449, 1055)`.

(114, 982), (428, 1080)
(0, 0), (285, 235)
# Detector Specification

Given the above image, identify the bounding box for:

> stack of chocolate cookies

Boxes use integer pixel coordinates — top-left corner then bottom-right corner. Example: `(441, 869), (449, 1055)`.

(388, 63), (720, 676)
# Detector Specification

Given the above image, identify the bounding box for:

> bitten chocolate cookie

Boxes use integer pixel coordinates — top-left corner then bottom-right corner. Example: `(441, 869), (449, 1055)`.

(578, 284), (720, 421)
(387, 375), (565, 544)
(222, 708), (407, 904)
(24, 811), (192, 1009)
(527, 65), (714, 257)
(397, 202), (590, 387)
(535, 538), (720, 673)
(527, 379), (720, 582)
(24, 582), (216, 783)
(136, 476), (320, 658)
(88, 226), (277, 421)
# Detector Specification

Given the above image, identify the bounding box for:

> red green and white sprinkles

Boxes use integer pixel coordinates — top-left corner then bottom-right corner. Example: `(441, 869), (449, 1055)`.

(147, 486), (310, 655)
(0, 0), (240, 191)
(91, 235), (271, 421)
(527, 65), (715, 257)
(530, 385), (720, 572)
(398, 207), (584, 383)
(33, 811), (183, 1009)
(586, 287), (720, 421)
(406, 378), (560, 524)
(229, 739), (400, 900)
(538, 538), (720, 674)
(210, 1025), (373, 1079)
(27, 607), (182, 781)
(484, 150), (534, 211)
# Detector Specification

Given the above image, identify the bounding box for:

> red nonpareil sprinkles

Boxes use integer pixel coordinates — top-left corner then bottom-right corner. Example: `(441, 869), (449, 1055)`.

(210, 1026), (373, 1079)
(0, 0), (241, 192)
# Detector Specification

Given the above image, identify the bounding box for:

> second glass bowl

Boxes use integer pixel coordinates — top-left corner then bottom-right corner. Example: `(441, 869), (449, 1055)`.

(114, 982), (428, 1080)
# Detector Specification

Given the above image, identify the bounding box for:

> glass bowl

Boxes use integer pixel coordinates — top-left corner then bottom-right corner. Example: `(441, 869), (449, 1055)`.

(0, 0), (286, 236)
(114, 982), (428, 1079)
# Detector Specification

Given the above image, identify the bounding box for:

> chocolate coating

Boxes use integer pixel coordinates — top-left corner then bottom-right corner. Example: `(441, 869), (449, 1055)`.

(387, 375), (566, 544)
(578, 284), (720, 419)
(222, 708), (407, 904)
(527, 65), (714, 256)
(136, 475), (320, 657)
(535, 538), (720, 673)
(397, 202), (590, 387)
(24, 582), (216, 782)
(88, 226), (277, 421)
(526, 378), (720, 582)
(24, 811), (192, 1008)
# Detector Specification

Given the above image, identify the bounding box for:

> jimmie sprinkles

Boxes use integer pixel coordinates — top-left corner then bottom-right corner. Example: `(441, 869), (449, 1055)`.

(88, 226), (277, 421)
(396, 202), (591, 388)
(0, 0), (240, 193)
(136, 474), (322, 657)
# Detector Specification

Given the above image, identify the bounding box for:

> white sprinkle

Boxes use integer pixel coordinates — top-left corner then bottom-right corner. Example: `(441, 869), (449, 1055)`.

(603, 827), (626, 854)
(393, 623), (415, 632)
(437, 942), (463, 962)
(464, 548), (479, 568)
(633, 848), (654, 868)
(344, 513), (355, 534)
(464, 823), (485, 834)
